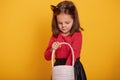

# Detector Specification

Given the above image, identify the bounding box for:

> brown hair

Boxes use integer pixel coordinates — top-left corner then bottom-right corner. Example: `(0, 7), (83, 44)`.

(51, 1), (83, 38)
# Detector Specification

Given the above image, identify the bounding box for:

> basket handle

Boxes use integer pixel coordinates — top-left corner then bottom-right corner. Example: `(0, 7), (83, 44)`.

(51, 42), (74, 67)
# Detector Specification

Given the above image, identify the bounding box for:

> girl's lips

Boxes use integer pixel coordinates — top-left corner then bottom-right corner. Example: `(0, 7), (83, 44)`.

(62, 28), (66, 30)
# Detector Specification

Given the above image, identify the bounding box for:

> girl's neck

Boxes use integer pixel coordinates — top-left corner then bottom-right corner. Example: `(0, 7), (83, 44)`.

(61, 32), (70, 37)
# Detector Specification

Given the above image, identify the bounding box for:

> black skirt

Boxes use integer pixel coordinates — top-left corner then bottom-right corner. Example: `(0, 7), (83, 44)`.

(54, 58), (87, 80)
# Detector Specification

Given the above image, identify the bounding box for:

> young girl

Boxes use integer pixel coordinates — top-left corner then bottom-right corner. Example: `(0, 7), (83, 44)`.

(44, 1), (87, 80)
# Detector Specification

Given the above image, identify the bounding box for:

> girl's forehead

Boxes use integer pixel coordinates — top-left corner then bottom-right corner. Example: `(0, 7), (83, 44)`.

(56, 13), (73, 22)
(57, 13), (73, 18)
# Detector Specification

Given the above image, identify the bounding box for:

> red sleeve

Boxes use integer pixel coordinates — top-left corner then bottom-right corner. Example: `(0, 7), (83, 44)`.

(44, 35), (56, 60)
(65, 32), (82, 65)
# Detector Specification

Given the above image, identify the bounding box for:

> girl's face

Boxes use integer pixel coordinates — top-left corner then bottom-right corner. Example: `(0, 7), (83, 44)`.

(56, 13), (73, 36)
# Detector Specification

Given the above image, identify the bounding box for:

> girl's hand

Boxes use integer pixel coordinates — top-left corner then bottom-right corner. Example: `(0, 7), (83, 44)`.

(52, 42), (61, 50)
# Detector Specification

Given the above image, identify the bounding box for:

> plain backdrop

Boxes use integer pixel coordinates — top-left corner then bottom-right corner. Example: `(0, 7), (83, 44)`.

(0, 0), (120, 80)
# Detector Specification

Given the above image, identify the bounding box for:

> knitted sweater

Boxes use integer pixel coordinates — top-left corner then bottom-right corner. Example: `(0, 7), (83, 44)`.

(44, 32), (82, 65)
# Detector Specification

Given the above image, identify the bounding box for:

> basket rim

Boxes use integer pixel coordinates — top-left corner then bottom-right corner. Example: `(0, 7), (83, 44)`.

(51, 42), (75, 67)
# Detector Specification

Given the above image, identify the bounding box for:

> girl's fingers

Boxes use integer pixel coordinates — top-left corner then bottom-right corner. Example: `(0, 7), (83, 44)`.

(52, 42), (61, 50)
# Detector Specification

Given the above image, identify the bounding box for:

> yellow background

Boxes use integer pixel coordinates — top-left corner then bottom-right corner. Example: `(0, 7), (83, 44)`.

(0, 0), (120, 80)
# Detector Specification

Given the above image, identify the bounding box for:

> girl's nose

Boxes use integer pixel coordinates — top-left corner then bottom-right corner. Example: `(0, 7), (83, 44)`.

(62, 23), (66, 27)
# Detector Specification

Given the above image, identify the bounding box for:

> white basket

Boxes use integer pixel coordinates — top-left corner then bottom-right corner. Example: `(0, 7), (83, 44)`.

(52, 42), (75, 80)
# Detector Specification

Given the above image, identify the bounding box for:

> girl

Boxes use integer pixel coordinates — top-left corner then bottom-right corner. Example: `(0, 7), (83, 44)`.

(44, 1), (87, 80)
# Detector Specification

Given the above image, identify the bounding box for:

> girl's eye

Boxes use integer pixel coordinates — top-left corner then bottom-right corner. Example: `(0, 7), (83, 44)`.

(66, 22), (70, 24)
(58, 21), (70, 25)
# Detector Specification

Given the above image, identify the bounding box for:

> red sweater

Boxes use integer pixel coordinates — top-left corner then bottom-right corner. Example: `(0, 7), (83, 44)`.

(44, 32), (82, 65)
